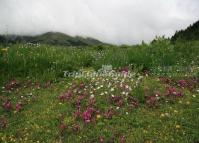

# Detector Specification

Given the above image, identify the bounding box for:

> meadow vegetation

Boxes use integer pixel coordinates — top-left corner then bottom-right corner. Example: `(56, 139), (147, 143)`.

(0, 37), (199, 142)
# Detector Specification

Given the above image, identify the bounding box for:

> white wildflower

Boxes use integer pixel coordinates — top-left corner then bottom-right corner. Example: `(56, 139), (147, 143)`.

(90, 94), (95, 98)
(111, 88), (114, 92)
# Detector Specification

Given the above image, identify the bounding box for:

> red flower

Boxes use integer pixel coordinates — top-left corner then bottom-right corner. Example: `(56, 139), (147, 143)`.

(120, 67), (129, 73)
(99, 137), (105, 143)
(16, 102), (23, 112)
(58, 90), (73, 102)
(2, 100), (12, 111)
(109, 96), (124, 107)
(178, 80), (187, 88)
(120, 135), (126, 143)
(79, 82), (85, 89)
(167, 86), (177, 95)
(5, 79), (20, 91)
(104, 108), (114, 119)
(74, 109), (81, 119)
(88, 98), (96, 107)
(127, 96), (139, 108)
(59, 122), (67, 132)
(166, 86), (183, 97)
(146, 96), (158, 107)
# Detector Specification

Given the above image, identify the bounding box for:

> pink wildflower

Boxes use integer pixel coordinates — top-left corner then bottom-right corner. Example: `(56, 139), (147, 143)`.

(82, 107), (94, 123)
(16, 102), (23, 112)
(2, 100), (12, 111)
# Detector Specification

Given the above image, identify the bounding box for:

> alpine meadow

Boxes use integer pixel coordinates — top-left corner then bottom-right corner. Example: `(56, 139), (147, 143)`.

(0, 1), (199, 143)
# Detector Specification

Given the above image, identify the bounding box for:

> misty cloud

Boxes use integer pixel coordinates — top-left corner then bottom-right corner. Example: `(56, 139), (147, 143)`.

(0, 0), (199, 44)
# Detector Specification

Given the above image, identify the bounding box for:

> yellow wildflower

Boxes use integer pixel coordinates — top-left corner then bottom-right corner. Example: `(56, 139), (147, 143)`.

(1, 48), (8, 52)
(96, 114), (101, 119)
(160, 113), (165, 117)
(174, 110), (178, 113)
(176, 125), (181, 129)
(145, 140), (153, 143)
(186, 101), (190, 105)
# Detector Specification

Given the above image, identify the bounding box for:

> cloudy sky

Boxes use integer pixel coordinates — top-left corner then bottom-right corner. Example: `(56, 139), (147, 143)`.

(0, 0), (198, 44)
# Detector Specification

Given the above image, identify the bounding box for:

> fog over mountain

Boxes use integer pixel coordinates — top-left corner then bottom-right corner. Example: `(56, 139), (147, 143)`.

(0, 0), (199, 44)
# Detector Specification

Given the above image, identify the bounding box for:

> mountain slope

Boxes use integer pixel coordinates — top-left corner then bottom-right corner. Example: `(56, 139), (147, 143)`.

(0, 32), (104, 46)
(171, 20), (199, 41)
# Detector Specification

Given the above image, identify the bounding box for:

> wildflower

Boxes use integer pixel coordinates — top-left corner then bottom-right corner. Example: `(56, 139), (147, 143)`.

(165, 112), (169, 117)
(5, 79), (20, 91)
(72, 124), (80, 132)
(58, 90), (73, 102)
(120, 67), (129, 73)
(90, 94), (95, 98)
(82, 108), (94, 123)
(111, 88), (114, 92)
(109, 95), (124, 107)
(79, 82), (85, 89)
(120, 135), (125, 143)
(99, 137), (105, 143)
(174, 110), (178, 113)
(175, 124), (181, 129)
(144, 140), (153, 143)
(178, 80), (187, 88)
(125, 85), (129, 89)
(166, 86), (183, 97)
(143, 129), (148, 133)
(59, 122), (66, 133)
(104, 108), (114, 119)
(146, 96), (158, 107)
(1, 48), (8, 52)
(155, 91), (160, 97)
(96, 114), (101, 119)
(186, 101), (190, 105)
(88, 98), (96, 106)
(100, 92), (104, 96)
(2, 100), (12, 111)
(160, 113), (165, 118)
(0, 117), (8, 128)
(127, 96), (139, 108)
(74, 109), (81, 119)
(16, 102), (23, 112)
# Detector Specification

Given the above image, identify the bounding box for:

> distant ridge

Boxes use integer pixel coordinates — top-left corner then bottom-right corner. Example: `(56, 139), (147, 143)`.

(0, 32), (104, 46)
(171, 20), (199, 42)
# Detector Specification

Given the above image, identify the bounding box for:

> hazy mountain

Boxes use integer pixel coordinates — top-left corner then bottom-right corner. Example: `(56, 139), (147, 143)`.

(0, 32), (104, 46)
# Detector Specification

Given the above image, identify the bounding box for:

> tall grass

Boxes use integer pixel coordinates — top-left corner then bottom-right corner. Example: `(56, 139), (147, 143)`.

(0, 39), (199, 84)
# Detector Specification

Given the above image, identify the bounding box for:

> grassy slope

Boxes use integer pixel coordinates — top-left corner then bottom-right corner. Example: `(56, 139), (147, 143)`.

(0, 39), (199, 143)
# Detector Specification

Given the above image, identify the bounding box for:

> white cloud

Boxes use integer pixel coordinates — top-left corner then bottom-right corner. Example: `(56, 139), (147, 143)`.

(0, 0), (198, 44)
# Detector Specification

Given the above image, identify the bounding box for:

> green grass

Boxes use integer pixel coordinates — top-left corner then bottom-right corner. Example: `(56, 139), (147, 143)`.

(0, 39), (199, 142)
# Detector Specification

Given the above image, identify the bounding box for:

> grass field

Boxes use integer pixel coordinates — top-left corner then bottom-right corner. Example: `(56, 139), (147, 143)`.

(0, 38), (199, 142)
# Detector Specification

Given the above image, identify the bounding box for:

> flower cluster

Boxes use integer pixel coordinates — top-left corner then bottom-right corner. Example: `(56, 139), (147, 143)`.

(2, 100), (24, 112)
(166, 86), (183, 97)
